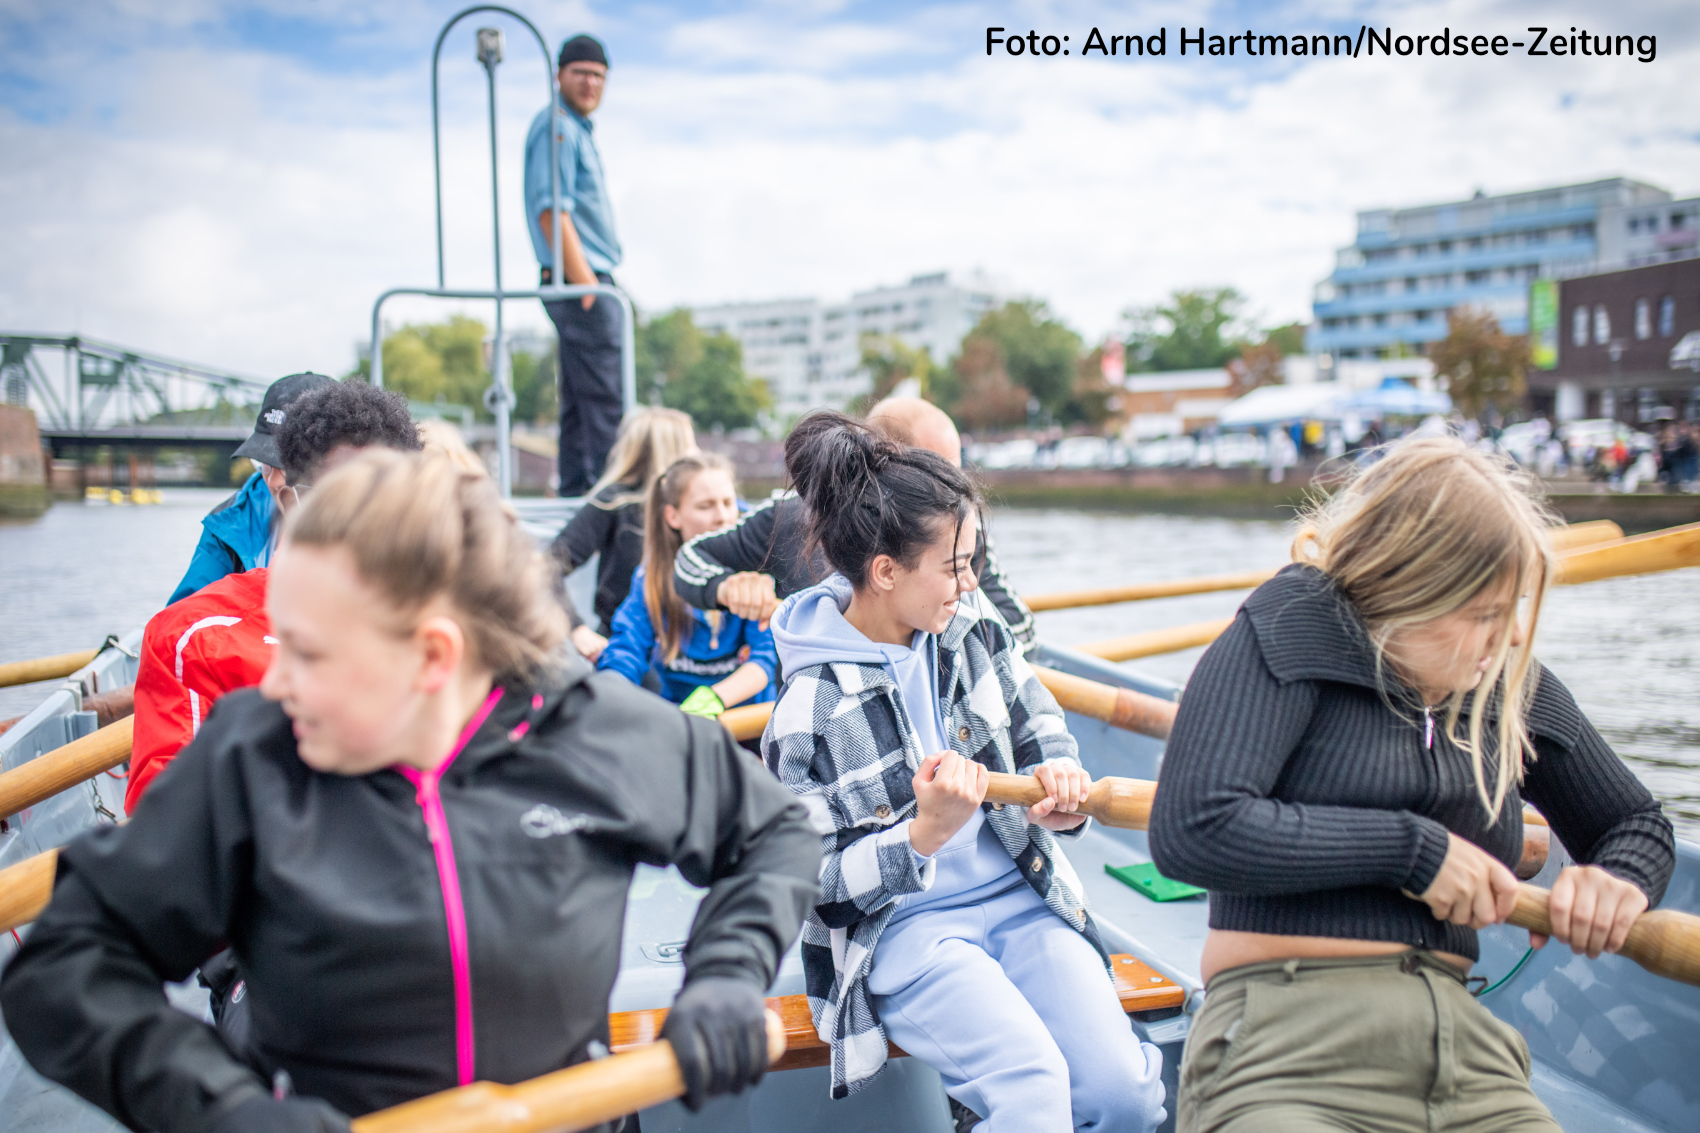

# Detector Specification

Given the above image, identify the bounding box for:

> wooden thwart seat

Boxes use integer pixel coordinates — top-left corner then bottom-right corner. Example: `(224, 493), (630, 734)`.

(608, 954), (1185, 1073)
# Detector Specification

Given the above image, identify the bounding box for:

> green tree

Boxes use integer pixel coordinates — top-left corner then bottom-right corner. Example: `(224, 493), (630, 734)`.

(661, 334), (769, 431)
(854, 333), (933, 411)
(953, 301), (1083, 420)
(944, 336), (1029, 431)
(349, 315), (493, 418)
(636, 308), (705, 404)
(510, 345), (558, 426)
(1263, 321), (1308, 355)
(1428, 307), (1528, 420)
(633, 307), (770, 431)
(1123, 288), (1250, 372)
(1064, 346), (1119, 427)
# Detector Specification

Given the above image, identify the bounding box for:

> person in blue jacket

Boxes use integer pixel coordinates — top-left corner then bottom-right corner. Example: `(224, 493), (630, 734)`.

(598, 453), (775, 717)
(167, 372), (333, 604)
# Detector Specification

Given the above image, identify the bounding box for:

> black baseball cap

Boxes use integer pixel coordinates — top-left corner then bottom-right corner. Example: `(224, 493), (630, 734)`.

(233, 372), (336, 469)
(558, 34), (608, 69)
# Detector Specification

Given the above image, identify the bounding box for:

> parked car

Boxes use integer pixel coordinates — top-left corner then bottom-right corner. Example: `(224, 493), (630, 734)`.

(1130, 436), (1197, 467)
(1559, 419), (1655, 458)
(976, 438), (1039, 470)
(1496, 419), (1552, 466)
(1054, 435), (1111, 469)
(1200, 432), (1267, 468)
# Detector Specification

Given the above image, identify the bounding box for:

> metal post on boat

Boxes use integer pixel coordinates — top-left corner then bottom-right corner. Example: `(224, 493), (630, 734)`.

(475, 24), (515, 496)
(380, 5), (564, 499)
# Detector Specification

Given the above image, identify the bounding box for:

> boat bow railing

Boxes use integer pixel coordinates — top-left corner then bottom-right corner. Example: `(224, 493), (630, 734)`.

(371, 6), (636, 497)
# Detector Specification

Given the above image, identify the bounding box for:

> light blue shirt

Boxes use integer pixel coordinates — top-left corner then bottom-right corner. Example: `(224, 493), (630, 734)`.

(881, 631), (947, 758)
(524, 96), (622, 274)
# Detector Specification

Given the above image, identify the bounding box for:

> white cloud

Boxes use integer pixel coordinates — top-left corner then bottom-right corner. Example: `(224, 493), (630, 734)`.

(0, 0), (1695, 385)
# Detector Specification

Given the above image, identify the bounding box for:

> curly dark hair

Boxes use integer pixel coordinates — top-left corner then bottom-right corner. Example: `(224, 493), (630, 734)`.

(276, 381), (422, 485)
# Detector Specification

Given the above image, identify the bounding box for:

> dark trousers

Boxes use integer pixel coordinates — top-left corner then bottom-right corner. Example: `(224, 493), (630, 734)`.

(544, 270), (624, 496)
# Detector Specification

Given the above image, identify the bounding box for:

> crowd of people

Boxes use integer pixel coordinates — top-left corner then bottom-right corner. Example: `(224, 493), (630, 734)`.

(0, 30), (1680, 1133)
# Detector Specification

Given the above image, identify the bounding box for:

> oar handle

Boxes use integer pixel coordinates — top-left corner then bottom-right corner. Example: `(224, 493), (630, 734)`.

(351, 1010), (786, 1133)
(0, 848), (58, 933)
(720, 668), (1178, 744)
(1027, 666), (1177, 740)
(0, 717), (134, 820)
(1507, 883), (1700, 989)
(0, 649), (100, 690)
(1555, 520), (1700, 585)
(984, 771), (1156, 830)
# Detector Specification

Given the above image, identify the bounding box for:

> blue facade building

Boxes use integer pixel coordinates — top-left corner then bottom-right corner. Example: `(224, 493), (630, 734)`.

(1310, 178), (1671, 362)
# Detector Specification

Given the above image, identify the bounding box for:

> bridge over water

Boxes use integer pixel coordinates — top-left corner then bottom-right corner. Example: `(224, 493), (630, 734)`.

(2, 333), (276, 488)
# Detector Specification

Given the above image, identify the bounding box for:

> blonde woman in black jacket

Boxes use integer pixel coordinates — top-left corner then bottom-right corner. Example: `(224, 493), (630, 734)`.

(1150, 437), (1673, 1133)
(1, 450), (818, 1133)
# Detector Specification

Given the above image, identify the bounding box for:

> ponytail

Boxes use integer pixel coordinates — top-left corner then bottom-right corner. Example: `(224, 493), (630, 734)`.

(784, 410), (981, 589)
(644, 453), (736, 662)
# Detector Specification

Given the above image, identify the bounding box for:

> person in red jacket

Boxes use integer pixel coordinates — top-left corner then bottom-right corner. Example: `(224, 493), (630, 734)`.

(127, 568), (273, 812)
(129, 381), (424, 810)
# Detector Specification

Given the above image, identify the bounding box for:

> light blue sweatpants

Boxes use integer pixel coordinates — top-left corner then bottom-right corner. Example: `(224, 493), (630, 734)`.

(867, 883), (1167, 1133)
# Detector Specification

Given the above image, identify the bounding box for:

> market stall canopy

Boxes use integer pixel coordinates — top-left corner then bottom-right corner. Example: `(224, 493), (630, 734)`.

(1341, 377), (1452, 417)
(1215, 382), (1346, 427)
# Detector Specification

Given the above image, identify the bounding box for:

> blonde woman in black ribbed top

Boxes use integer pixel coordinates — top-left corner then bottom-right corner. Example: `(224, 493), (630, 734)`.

(1150, 437), (1673, 1133)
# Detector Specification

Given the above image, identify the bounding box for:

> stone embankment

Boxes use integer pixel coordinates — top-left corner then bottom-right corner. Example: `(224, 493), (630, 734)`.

(0, 405), (48, 518)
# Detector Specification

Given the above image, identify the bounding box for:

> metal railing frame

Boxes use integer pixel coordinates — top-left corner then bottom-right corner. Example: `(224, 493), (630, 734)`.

(370, 5), (634, 497)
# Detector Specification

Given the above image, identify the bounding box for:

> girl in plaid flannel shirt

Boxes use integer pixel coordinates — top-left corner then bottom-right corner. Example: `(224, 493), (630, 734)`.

(763, 413), (1165, 1132)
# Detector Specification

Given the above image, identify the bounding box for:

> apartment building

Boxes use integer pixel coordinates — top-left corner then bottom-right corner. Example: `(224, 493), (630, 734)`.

(1309, 178), (1674, 360)
(692, 271), (1002, 421)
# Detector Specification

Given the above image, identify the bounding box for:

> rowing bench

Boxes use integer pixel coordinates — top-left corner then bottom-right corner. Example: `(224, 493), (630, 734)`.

(608, 954), (1185, 1073)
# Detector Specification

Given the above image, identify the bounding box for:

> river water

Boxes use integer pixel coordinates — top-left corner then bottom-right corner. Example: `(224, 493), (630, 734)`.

(4, 492), (1697, 839)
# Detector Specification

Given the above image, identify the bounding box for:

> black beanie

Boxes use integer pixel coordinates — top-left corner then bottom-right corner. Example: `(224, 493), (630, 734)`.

(558, 34), (608, 69)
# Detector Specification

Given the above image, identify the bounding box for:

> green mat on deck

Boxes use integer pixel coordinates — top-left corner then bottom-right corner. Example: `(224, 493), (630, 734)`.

(1105, 861), (1206, 902)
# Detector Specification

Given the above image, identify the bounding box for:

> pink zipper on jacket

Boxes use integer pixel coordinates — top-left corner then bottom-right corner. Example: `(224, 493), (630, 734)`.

(397, 686), (504, 1086)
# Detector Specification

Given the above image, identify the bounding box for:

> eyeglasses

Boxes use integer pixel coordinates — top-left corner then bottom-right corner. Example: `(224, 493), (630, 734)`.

(564, 67), (606, 83)
(286, 483), (312, 508)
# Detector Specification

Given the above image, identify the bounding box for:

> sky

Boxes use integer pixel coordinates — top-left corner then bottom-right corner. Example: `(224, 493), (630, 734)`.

(1, 0), (1697, 381)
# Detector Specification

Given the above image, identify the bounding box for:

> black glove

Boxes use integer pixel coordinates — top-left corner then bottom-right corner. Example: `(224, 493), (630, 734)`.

(660, 976), (770, 1112)
(209, 1094), (351, 1133)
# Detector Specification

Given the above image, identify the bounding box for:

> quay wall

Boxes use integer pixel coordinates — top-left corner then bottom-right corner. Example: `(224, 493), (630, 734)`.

(530, 433), (1700, 532)
(0, 406), (48, 518)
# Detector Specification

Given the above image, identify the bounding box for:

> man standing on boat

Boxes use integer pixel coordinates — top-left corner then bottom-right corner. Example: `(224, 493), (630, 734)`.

(525, 34), (623, 498)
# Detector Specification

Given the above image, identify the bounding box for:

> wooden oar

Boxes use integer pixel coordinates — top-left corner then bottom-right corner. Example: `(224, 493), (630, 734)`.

(0, 649), (100, 690)
(1027, 665), (1176, 738)
(350, 1011), (786, 1133)
(0, 770), (1551, 935)
(984, 770), (1156, 829)
(1547, 520), (1623, 551)
(0, 718), (134, 820)
(1509, 883), (1700, 989)
(719, 666), (1178, 744)
(1066, 521), (1700, 663)
(1074, 619), (1234, 663)
(1025, 571), (1275, 613)
(0, 848), (57, 933)
(980, 771), (1550, 875)
(1553, 521), (1700, 585)
(1022, 521), (1627, 615)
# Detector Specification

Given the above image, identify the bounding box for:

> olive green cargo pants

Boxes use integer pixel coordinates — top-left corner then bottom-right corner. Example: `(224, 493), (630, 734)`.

(1178, 951), (1560, 1133)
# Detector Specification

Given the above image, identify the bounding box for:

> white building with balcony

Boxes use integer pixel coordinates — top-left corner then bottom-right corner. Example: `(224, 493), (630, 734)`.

(1309, 178), (1675, 362)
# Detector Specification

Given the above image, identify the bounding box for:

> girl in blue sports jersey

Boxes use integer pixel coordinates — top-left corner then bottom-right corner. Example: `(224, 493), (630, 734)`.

(598, 452), (776, 717)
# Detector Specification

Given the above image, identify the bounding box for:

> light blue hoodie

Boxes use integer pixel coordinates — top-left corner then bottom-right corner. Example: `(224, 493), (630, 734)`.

(770, 575), (1021, 923)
